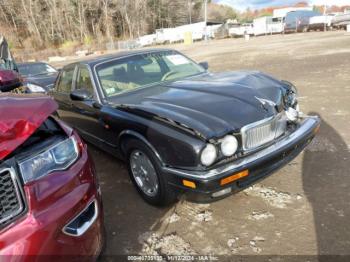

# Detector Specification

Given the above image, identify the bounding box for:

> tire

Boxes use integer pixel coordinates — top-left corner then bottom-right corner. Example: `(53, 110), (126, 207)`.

(125, 139), (178, 206)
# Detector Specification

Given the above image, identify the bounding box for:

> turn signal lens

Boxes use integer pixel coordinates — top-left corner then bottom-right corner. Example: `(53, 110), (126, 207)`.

(183, 180), (196, 189)
(314, 124), (320, 134)
(220, 170), (249, 186)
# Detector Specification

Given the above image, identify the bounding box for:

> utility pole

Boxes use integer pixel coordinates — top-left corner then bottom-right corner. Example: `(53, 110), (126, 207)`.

(204, 0), (208, 41)
(324, 4), (327, 32)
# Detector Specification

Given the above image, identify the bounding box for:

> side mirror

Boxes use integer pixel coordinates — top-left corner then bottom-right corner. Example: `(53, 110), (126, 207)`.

(199, 61), (209, 70)
(70, 89), (92, 101)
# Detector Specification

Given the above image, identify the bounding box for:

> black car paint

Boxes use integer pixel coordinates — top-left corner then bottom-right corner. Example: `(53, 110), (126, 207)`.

(164, 119), (317, 202)
(106, 71), (285, 140)
(24, 72), (58, 90)
(18, 63), (59, 91)
(51, 50), (296, 170)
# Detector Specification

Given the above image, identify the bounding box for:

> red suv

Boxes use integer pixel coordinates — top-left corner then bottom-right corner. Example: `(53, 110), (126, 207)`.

(0, 94), (104, 259)
(0, 35), (22, 93)
(0, 69), (22, 92)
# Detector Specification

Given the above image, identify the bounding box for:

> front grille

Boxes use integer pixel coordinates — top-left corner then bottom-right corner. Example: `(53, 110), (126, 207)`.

(241, 113), (287, 151)
(0, 168), (24, 227)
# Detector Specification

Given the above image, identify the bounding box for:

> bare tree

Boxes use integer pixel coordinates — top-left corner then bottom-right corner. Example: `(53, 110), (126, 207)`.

(0, 0), (228, 49)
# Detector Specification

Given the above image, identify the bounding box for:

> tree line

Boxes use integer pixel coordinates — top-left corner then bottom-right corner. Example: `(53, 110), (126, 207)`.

(0, 0), (237, 49)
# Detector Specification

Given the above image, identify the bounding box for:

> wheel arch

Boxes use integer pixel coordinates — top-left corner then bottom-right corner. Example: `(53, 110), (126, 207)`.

(117, 130), (164, 165)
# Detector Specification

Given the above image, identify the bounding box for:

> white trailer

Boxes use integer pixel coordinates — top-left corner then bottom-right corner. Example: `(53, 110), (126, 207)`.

(154, 22), (222, 44)
(229, 24), (254, 37)
(332, 12), (350, 27)
(253, 16), (283, 36)
(308, 15), (334, 30)
(176, 22), (207, 41)
(253, 17), (269, 36)
(155, 28), (182, 44)
(207, 24), (223, 38)
(138, 34), (156, 47)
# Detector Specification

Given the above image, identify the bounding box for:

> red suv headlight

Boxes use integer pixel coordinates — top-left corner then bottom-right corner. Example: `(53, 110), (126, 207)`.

(18, 136), (79, 183)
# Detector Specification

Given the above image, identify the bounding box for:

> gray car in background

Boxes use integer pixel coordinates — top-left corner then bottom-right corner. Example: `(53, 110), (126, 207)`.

(17, 62), (59, 93)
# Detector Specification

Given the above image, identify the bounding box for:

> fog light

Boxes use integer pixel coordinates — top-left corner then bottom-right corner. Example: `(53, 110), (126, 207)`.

(183, 180), (196, 189)
(220, 170), (249, 186)
(212, 187), (232, 198)
(63, 200), (98, 237)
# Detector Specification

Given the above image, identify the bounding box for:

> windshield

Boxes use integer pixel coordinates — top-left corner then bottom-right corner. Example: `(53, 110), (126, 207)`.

(18, 63), (57, 76)
(96, 51), (205, 98)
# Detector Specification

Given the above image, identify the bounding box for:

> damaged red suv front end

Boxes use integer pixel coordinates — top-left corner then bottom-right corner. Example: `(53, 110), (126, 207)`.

(0, 94), (104, 259)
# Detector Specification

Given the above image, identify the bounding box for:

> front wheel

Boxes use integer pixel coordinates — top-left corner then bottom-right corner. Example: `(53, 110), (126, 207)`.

(125, 139), (178, 206)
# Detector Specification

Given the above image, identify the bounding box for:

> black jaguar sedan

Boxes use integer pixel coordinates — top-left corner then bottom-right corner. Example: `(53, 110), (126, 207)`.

(50, 49), (320, 206)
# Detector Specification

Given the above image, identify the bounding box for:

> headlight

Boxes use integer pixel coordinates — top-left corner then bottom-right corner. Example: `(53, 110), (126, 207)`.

(289, 90), (297, 107)
(282, 81), (298, 108)
(220, 135), (238, 157)
(200, 144), (217, 166)
(26, 83), (46, 93)
(19, 137), (79, 183)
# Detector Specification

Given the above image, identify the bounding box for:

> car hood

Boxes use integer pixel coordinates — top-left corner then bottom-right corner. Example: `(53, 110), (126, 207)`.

(0, 94), (58, 160)
(109, 71), (286, 140)
(24, 72), (58, 89)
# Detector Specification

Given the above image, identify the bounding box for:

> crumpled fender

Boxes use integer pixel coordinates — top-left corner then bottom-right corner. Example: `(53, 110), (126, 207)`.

(0, 94), (58, 160)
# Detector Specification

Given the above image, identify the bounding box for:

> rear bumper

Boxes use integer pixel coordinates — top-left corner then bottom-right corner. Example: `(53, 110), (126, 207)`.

(0, 145), (104, 260)
(162, 117), (320, 202)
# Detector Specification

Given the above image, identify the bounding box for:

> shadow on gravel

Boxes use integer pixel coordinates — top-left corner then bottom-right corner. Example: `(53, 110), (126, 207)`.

(87, 144), (171, 260)
(302, 113), (350, 258)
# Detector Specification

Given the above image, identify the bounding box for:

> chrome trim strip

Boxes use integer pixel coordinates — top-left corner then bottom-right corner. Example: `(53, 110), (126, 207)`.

(163, 117), (319, 179)
(0, 168), (24, 225)
(86, 65), (103, 104)
(62, 199), (98, 237)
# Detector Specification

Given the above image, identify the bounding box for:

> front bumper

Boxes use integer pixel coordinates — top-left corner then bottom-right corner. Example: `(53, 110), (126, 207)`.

(0, 145), (104, 260)
(162, 116), (321, 202)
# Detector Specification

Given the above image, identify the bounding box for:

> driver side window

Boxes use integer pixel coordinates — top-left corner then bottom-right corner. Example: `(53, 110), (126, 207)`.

(76, 66), (95, 98)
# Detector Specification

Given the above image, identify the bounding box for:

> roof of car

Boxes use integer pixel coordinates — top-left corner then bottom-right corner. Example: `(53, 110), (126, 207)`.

(17, 62), (49, 66)
(65, 48), (176, 68)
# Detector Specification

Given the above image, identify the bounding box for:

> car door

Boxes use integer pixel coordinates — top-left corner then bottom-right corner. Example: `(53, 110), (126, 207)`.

(68, 64), (105, 145)
(52, 64), (76, 121)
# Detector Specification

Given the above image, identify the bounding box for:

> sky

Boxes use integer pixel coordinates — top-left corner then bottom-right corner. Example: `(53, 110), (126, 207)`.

(215, 0), (350, 12)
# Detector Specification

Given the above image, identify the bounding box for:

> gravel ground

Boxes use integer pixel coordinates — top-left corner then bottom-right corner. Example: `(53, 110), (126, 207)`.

(89, 31), (350, 259)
